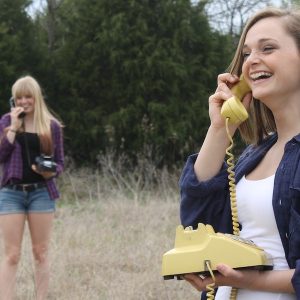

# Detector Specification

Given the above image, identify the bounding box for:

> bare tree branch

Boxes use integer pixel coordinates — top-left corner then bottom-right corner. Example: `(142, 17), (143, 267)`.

(202, 0), (286, 35)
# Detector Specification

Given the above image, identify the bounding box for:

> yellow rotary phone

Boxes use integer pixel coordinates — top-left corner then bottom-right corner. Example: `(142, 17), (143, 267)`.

(161, 75), (273, 299)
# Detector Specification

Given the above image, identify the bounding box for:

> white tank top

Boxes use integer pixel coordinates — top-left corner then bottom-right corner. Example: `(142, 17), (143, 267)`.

(215, 175), (295, 300)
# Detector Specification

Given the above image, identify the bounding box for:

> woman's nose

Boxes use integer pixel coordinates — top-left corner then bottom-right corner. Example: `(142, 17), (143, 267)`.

(245, 50), (261, 64)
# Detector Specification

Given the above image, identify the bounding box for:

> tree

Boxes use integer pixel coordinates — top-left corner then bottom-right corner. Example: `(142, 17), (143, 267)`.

(32, 0), (64, 51)
(280, 0), (300, 6)
(202, 0), (274, 35)
(0, 0), (45, 114)
(40, 0), (234, 165)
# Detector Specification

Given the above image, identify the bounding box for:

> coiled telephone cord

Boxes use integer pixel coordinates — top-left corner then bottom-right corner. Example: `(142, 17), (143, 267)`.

(225, 117), (239, 300)
(225, 118), (240, 237)
(206, 261), (216, 300)
(206, 118), (239, 300)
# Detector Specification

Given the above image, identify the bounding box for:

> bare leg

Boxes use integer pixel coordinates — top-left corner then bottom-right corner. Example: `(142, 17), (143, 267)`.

(27, 213), (54, 300)
(0, 214), (26, 300)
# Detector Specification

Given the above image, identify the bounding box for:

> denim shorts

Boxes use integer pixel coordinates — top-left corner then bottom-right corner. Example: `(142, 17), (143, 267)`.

(0, 187), (55, 214)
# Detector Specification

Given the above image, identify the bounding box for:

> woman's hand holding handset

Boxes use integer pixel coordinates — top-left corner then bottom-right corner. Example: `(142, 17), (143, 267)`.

(7, 107), (25, 143)
(209, 73), (252, 135)
(10, 106), (25, 130)
(194, 73), (252, 182)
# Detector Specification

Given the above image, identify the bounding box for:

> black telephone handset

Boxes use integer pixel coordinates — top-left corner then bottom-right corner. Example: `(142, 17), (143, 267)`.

(220, 75), (251, 124)
(9, 97), (26, 119)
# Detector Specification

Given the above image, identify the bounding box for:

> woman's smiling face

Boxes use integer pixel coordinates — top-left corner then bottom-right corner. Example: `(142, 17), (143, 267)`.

(242, 17), (300, 105)
(15, 94), (35, 116)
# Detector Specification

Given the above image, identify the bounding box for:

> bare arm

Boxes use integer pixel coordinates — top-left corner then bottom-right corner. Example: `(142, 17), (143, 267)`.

(194, 125), (232, 181)
(194, 73), (252, 181)
(252, 269), (294, 293)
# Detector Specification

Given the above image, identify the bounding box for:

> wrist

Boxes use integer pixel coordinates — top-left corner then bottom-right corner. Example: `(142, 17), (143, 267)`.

(207, 125), (232, 142)
(210, 122), (238, 138)
(9, 127), (17, 133)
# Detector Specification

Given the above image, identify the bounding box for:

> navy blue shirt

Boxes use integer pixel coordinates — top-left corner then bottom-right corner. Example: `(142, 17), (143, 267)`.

(179, 133), (300, 297)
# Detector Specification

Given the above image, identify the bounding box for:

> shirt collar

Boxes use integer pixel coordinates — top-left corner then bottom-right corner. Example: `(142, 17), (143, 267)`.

(292, 133), (300, 143)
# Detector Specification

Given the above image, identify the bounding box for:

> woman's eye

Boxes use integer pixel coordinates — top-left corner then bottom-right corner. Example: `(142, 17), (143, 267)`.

(242, 52), (250, 60)
(263, 46), (274, 52)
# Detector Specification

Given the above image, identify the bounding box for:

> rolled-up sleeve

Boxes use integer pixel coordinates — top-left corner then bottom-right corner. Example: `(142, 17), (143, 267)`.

(292, 260), (300, 297)
(46, 120), (64, 200)
(0, 115), (15, 163)
(51, 120), (64, 176)
(0, 136), (16, 163)
(179, 153), (230, 229)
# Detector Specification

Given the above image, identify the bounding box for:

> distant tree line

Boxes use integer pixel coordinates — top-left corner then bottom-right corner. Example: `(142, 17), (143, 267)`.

(0, 0), (250, 167)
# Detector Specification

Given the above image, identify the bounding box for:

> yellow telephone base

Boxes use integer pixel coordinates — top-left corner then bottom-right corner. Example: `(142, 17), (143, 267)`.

(161, 223), (273, 280)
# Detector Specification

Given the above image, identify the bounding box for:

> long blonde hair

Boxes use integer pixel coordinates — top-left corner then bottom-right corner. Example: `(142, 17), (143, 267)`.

(12, 75), (63, 154)
(228, 6), (300, 145)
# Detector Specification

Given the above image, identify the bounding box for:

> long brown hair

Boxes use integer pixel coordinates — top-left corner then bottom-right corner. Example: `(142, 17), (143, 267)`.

(228, 7), (300, 145)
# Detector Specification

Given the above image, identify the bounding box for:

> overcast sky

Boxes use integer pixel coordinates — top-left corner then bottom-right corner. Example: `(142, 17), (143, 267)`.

(26, 0), (46, 16)
(27, 0), (284, 13)
(26, 0), (285, 20)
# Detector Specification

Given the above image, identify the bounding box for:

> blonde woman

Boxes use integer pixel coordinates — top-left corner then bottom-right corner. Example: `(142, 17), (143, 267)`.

(180, 6), (300, 299)
(0, 76), (64, 299)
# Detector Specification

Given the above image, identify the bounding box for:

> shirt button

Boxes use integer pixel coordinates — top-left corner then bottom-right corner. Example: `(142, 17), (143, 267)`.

(279, 199), (282, 206)
(286, 233), (289, 239)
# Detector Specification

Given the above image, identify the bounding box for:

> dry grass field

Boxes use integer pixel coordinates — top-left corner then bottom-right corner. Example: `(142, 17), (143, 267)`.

(0, 157), (201, 300)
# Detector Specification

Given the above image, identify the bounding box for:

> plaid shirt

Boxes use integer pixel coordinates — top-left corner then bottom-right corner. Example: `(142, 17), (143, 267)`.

(0, 113), (64, 199)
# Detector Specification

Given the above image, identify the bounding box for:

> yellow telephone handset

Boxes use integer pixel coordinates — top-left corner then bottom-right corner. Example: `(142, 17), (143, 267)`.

(161, 74), (269, 300)
(220, 75), (251, 124)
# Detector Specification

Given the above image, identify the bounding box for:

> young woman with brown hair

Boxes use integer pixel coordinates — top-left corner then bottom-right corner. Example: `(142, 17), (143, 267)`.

(180, 6), (300, 299)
